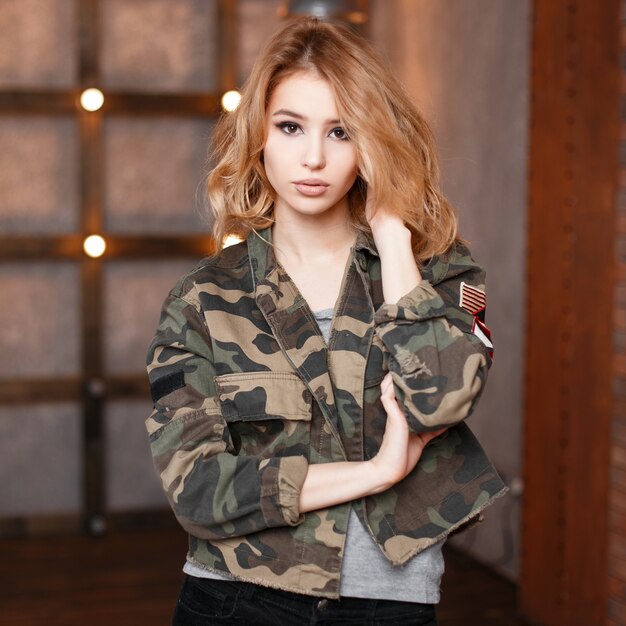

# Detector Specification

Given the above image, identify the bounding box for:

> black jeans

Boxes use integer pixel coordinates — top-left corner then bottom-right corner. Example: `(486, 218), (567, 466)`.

(172, 575), (438, 625)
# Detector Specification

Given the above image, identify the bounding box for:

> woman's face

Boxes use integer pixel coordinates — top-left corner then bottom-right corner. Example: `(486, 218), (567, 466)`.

(263, 70), (358, 221)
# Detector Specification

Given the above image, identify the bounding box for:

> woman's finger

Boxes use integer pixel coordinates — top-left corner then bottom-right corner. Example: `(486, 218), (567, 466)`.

(380, 384), (402, 417)
(421, 427), (447, 444)
(380, 372), (393, 394)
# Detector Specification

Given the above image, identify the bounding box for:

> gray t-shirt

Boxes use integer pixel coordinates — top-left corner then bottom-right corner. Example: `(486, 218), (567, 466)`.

(184, 307), (444, 603)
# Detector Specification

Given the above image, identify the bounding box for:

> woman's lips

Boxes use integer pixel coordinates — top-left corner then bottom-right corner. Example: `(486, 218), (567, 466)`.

(293, 179), (329, 196)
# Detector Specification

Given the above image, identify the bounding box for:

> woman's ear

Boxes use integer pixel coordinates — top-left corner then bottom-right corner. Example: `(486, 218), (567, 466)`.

(355, 175), (368, 200)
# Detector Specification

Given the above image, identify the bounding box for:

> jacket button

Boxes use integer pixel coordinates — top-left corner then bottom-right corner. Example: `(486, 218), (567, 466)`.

(316, 599), (329, 611)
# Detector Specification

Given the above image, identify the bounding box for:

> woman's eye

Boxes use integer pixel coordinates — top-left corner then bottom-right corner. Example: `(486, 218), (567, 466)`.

(277, 122), (300, 135)
(330, 127), (349, 141)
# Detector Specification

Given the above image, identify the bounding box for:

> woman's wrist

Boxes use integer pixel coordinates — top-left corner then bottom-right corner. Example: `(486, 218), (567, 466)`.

(367, 209), (422, 302)
(369, 213), (412, 253)
(298, 459), (395, 513)
(363, 458), (396, 494)
(379, 247), (422, 303)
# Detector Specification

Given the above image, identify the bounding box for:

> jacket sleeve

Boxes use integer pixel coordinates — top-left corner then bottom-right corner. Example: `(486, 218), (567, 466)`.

(373, 243), (492, 433)
(145, 288), (308, 541)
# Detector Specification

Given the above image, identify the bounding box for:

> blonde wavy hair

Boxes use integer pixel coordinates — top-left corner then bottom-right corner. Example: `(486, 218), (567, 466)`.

(208, 16), (458, 261)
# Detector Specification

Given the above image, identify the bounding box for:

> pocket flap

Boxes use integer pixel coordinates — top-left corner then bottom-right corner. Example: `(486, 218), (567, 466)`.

(215, 372), (312, 423)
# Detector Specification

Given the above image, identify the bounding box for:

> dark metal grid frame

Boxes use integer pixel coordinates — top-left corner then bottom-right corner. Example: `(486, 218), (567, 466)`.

(0, 0), (236, 537)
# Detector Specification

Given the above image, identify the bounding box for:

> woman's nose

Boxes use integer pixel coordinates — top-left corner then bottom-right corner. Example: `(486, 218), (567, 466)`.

(302, 136), (325, 170)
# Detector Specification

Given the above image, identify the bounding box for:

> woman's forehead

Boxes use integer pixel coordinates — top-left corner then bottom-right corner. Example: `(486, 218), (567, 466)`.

(267, 70), (339, 119)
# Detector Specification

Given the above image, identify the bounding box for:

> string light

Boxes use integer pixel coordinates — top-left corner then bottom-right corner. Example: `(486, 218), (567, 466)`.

(221, 90), (241, 112)
(83, 235), (106, 258)
(223, 234), (243, 248)
(80, 88), (104, 112)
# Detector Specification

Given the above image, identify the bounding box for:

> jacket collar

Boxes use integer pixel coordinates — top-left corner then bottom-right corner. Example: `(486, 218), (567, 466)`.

(247, 226), (377, 459)
(247, 224), (464, 287)
(354, 229), (378, 257)
(319, 226), (454, 286)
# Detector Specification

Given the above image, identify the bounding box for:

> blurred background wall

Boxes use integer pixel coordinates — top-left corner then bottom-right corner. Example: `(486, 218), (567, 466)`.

(0, 0), (219, 535)
(0, 0), (526, 577)
(5, 3), (623, 625)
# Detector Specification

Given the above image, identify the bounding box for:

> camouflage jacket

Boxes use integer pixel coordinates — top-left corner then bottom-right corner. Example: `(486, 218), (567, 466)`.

(146, 226), (506, 599)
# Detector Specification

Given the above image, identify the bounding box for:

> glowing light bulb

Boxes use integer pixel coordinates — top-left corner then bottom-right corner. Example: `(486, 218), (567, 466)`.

(221, 90), (241, 112)
(83, 234), (106, 258)
(223, 234), (243, 248)
(80, 88), (104, 112)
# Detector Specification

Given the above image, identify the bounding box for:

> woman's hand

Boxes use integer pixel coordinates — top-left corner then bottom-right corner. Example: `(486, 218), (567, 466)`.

(364, 187), (422, 302)
(369, 373), (447, 490)
(365, 187), (411, 251)
(298, 372), (446, 513)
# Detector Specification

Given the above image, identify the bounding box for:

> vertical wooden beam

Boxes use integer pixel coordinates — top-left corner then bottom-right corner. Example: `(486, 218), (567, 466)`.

(77, 0), (106, 534)
(607, 8), (626, 623)
(81, 256), (105, 533)
(79, 112), (103, 235)
(78, 0), (100, 86)
(521, 0), (620, 623)
(218, 0), (238, 91)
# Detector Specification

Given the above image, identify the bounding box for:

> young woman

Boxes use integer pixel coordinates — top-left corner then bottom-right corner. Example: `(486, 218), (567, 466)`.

(146, 16), (505, 626)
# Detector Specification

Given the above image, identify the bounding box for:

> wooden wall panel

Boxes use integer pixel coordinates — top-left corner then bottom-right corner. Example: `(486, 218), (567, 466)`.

(607, 3), (626, 623)
(522, 0), (620, 624)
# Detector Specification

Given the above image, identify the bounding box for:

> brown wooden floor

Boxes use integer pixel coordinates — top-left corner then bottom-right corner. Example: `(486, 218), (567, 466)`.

(0, 528), (529, 625)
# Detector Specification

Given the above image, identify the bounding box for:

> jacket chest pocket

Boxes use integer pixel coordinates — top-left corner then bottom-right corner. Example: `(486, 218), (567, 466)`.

(215, 371), (313, 459)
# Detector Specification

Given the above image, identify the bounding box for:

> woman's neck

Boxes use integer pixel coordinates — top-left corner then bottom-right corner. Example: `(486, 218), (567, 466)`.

(272, 205), (356, 264)
(271, 205), (357, 312)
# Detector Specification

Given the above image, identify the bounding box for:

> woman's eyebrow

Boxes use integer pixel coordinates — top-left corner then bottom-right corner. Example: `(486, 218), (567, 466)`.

(272, 108), (340, 124)
(272, 108), (304, 119)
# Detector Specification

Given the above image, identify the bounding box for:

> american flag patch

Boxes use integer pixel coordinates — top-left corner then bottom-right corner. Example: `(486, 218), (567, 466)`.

(459, 282), (486, 316)
(460, 282), (493, 356)
(473, 318), (494, 356)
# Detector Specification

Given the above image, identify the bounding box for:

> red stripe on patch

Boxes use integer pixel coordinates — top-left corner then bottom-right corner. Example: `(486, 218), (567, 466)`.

(460, 282), (486, 316)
